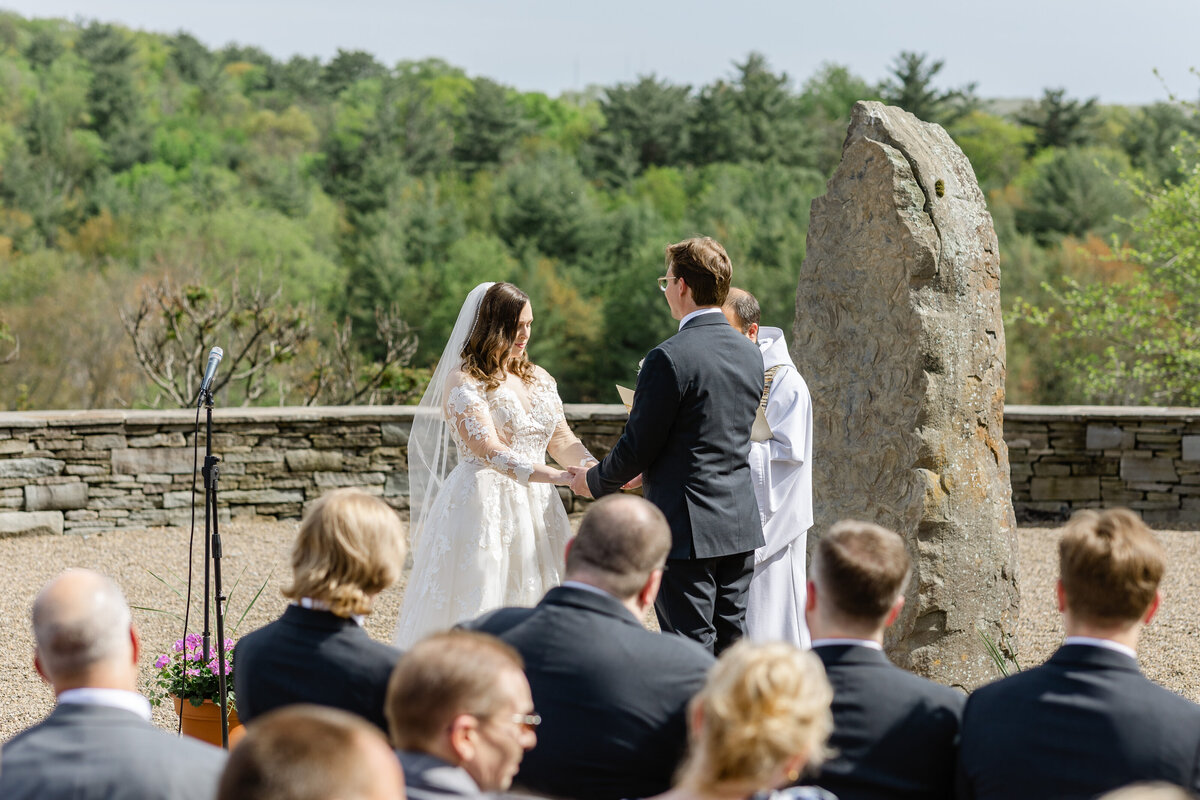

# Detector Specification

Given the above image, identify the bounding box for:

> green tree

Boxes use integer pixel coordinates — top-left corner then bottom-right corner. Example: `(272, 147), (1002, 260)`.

(690, 53), (815, 168)
(1012, 146), (1136, 242)
(321, 48), (386, 97)
(878, 51), (977, 124)
(1015, 88), (1098, 154)
(949, 110), (1035, 190)
(453, 77), (529, 173)
(1018, 138), (1200, 404)
(589, 74), (693, 180)
(1119, 102), (1200, 184)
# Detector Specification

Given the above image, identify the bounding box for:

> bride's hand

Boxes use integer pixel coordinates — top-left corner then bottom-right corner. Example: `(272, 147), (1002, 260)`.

(551, 470), (573, 486)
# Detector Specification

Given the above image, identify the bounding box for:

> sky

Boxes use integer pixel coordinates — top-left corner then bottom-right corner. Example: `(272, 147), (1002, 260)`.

(3, 0), (1198, 105)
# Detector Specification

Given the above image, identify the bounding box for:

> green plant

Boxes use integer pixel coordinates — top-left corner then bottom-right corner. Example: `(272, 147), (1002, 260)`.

(133, 566), (272, 709)
(149, 633), (236, 709)
(977, 625), (1021, 678)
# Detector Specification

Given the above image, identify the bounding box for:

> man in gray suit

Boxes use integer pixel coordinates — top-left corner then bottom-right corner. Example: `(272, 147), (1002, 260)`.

(0, 568), (226, 800)
(386, 630), (537, 799)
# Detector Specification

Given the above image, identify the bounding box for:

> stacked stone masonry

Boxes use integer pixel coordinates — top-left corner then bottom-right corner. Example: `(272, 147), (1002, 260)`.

(0, 404), (1197, 536)
(0, 406), (627, 536)
(1006, 405), (1200, 526)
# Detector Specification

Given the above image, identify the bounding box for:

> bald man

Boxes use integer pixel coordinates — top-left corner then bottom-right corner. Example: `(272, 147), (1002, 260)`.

(0, 569), (227, 800)
(465, 495), (715, 800)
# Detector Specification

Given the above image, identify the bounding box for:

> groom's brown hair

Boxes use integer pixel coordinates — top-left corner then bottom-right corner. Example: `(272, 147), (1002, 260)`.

(666, 237), (733, 306)
(566, 495), (670, 598)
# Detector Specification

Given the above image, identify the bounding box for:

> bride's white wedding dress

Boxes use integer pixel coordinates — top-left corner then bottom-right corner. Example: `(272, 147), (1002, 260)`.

(393, 366), (593, 648)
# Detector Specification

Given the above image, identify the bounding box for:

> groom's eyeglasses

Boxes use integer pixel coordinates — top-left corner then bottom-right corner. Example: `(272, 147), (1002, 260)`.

(657, 276), (679, 292)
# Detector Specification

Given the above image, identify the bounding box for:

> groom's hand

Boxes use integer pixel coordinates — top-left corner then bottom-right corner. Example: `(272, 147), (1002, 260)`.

(567, 465), (593, 498)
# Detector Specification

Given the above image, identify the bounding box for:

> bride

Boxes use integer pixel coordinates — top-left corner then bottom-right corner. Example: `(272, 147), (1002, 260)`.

(393, 282), (596, 647)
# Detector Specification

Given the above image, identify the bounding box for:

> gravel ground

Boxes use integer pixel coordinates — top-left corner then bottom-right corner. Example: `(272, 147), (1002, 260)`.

(2, 521), (1199, 740)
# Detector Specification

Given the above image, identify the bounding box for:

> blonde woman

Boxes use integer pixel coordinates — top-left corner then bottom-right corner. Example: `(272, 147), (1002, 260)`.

(651, 640), (836, 800)
(233, 488), (405, 734)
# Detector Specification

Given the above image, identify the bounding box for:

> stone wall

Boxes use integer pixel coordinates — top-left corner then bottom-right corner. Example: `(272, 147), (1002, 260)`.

(0, 406), (627, 536)
(1006, 405), (1200, 526)
(1, 405), (1198, 536)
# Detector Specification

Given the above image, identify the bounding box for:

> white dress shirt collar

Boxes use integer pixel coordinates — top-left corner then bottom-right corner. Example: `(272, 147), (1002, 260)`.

(57, 688), (153, 721)
(1063, 635), (1137, 661)
(296, 597), (366, 626)
(678, 307), (725, 331)
(810, 638), (884, 651)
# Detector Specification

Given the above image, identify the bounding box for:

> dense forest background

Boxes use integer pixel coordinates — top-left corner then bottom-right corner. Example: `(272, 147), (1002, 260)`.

(1, 12), (1198, 410)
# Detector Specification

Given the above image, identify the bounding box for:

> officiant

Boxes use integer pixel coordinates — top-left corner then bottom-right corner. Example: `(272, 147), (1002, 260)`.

(724, 287), (814, 648)
(570, 236), (764, 655)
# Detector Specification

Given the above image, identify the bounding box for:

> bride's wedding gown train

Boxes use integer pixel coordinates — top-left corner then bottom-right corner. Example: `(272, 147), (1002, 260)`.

(393, 366), (592, 648)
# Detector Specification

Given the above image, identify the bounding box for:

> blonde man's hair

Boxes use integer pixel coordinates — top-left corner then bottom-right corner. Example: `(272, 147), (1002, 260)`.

(386, 630), (525, 751)
(677, 640), (833, 792)
(1059, 508), (1165, 624)
(282, 488), (405, 617)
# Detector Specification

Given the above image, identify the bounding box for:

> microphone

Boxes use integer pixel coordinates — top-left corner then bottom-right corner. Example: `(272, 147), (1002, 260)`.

(196, 346), (224, 407)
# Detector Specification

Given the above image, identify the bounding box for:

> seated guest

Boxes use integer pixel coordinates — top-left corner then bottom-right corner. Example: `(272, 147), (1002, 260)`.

(217, 704), (404, 800)
(235, 488), (405, 733)
(465, 494), (716, 800)
(958, 509), (1200, 799)
(0, 569), (226, 800)
(386, 630), (537, 799)
(651, 640), (834, 800)
(802, 520), (964, 800)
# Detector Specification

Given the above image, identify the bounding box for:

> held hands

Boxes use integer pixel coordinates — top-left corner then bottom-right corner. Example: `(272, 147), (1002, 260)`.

(566, 465), (593, 498)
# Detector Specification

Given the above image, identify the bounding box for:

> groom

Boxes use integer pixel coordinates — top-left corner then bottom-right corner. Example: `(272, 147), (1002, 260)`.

(569, 237), (764, 654)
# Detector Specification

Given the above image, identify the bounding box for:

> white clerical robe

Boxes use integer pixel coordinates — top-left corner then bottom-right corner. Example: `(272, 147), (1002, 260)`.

(744, 326), (813, 648)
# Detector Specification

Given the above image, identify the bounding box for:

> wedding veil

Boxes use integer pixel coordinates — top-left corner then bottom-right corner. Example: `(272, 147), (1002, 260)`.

(406, 282), (495, 552)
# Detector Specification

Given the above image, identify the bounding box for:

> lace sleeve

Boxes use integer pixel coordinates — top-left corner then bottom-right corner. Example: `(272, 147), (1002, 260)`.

(540, 370), (597, 468)
(445, 377), (535, 484)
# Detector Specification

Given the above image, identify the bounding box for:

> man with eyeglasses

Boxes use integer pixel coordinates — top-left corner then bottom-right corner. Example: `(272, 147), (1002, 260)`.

(465, 495), (716, 800)
(385, 631), (537, 799)
(569, 236), (765, 657)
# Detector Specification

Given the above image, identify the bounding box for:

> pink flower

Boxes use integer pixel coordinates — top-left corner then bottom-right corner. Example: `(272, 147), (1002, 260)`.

(154, 654), (170, 669)
(172, 639), (186, 652)
(185, 667), (201, 677)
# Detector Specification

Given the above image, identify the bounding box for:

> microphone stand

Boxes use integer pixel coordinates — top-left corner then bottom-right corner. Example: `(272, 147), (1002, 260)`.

(199, 387), (231, 748)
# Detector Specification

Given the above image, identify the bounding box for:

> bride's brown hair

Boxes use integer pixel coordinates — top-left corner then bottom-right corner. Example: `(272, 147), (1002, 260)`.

(460, 282), (536, 390)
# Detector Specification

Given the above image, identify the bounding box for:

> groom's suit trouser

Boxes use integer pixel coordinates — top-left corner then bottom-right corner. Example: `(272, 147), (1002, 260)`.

(655, 551), (755, 655)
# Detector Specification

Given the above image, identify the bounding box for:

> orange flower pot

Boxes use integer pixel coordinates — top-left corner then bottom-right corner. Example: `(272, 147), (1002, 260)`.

(173, 695), (245, 749)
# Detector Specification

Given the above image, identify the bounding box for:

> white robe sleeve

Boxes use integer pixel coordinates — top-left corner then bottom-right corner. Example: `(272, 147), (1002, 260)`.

(752, 365), (814, 561)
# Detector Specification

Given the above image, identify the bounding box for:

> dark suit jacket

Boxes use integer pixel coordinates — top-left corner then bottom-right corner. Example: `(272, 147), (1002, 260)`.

(587, 312), (765, 559)
(233, 604), (401, 733)
(464, 584), (716, 800)
(957, 643), (1200, 800)
(0, 703), (226, 800)
(806, 644), (963, 800)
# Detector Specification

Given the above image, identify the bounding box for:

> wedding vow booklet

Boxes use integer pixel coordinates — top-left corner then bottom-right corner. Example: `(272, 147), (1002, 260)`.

(615, 385), (773, 441)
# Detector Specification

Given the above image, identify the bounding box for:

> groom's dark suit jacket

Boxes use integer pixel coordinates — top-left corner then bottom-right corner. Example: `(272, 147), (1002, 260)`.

(805, 644), (963, 800)
(464, 585), (715, 800)
(956, 643), (1200, 799)
(587, 312), (765, 559)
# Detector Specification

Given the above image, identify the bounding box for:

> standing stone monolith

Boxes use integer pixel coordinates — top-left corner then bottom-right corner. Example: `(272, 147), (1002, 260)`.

(794, 101), (1018, 689)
